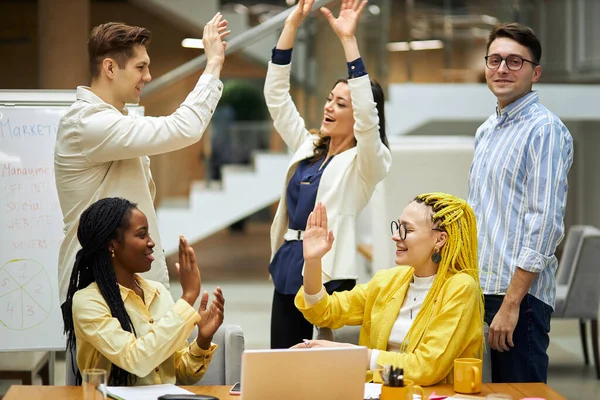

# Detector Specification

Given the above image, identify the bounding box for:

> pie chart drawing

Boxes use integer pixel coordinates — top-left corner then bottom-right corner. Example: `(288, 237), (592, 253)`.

(0, 259), (53, 330)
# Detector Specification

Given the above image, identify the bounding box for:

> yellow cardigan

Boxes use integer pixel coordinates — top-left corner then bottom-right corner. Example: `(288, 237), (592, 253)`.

(295, 266), (483, 386)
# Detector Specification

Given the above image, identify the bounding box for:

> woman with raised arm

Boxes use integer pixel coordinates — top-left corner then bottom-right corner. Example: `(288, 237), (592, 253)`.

(294, 195), (484, 386)
(62, 197), (224, 386)
(264, 0), (392, 349)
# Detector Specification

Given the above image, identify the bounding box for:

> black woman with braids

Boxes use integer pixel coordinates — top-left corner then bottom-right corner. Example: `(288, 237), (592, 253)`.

(292, 193), (484, 386)
(62, 197), (224, 386)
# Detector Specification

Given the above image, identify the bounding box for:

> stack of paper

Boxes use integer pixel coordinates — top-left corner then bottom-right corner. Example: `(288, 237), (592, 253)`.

(364, 383), (429, 399)
(99, 383), (195, 400)
(364, 383), (382, 399)
(364, 383), (482, 400)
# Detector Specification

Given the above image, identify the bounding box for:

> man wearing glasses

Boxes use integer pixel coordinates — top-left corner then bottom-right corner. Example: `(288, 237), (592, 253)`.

(468, 23), (573, 383)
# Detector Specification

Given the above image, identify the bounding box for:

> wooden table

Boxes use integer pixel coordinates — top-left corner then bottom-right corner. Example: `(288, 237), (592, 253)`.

(4, 383), (566, 399)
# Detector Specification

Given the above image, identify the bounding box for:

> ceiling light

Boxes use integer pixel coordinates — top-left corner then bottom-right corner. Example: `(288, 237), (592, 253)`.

(181, 38), (203, 49)
(409, 40), (444, 50)
(387, 42), (410, 51)
(368, 5), (380, 15)
(387, 40), (444, 52)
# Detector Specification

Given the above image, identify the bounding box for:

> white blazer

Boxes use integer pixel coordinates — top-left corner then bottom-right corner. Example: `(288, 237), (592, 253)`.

(54, 75), (222, 303)
(264, 62), (392, 282)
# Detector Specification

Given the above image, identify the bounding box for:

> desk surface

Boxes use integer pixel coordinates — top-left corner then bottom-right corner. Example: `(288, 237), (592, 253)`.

(4, 383), (566, 400)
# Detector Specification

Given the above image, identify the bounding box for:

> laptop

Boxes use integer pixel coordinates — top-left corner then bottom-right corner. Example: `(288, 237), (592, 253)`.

(239, 347), (368, 400)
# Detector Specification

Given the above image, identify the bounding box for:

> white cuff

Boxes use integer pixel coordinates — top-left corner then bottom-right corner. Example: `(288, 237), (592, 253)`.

(304, 287), (326, 306)
(370, 349), (381, 372)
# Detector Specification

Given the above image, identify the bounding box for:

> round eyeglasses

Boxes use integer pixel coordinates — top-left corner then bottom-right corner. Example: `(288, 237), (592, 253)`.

(484, 54), (538, 71)
(390, 221), (444, 240)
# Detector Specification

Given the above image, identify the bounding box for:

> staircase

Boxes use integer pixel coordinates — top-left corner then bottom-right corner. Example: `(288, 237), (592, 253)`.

(130, 0), (326, 93)
(157, 152), (290, 256)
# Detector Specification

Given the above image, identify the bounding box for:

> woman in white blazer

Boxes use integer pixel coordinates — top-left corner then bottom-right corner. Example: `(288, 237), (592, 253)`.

(264, 0), (392, 349)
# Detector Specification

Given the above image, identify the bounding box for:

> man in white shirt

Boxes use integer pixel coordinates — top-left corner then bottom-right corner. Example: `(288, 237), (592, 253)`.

(55, 14), (229, 306)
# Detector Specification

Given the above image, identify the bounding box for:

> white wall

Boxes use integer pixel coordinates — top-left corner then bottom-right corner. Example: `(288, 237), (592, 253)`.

(362, 136), (475, 272)
(386, 84), (600, 136)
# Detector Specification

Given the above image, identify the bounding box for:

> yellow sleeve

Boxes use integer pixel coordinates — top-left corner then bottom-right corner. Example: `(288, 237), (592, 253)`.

(73, 293), (201, 378)
(294, 283), (369, 329)
(375, 274), (483, 386)
(174, 340), (218, 385)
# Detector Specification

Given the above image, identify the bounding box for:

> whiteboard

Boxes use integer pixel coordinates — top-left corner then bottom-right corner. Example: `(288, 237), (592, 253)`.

(0, 106), (67, 351)
(0, 93), (144, 352)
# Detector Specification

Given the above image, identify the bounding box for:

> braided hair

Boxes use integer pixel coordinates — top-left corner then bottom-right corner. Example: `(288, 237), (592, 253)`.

(399, 192), (484, 356)
(62, 197), (139, 386)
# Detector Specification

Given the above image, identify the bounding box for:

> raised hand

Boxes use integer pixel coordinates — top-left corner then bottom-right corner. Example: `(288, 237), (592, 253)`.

(176, 236), (201, 306)
(202, 13), (230, 67)
(195, 287), (225, 349)
(303, 202), (334, 261)
(277, 0), (315, 50)
(320, 0), (368, 40)
(285, 0), (315, 29)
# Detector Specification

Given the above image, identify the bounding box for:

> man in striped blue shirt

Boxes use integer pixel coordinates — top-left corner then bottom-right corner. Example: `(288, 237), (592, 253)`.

(468, 23), (573, 383)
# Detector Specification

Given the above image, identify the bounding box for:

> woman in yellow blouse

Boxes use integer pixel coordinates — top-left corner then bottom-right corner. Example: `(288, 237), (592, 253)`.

(62, 197), (224, 386)
(293, 193), (484, 386)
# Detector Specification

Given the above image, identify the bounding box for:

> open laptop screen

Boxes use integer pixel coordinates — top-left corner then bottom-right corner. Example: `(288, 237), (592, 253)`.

(240, 347), (367, 400)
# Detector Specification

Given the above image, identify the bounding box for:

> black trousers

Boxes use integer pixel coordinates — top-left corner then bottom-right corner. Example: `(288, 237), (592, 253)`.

(270, 280), (356, 349)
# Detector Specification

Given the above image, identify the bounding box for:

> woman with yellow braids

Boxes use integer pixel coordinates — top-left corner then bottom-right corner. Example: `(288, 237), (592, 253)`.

(292, 193), (484, 386)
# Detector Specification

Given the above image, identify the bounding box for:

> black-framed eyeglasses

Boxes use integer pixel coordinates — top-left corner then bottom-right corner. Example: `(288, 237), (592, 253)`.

(390, 221), (444, 240)
(484, 54), (538, 71)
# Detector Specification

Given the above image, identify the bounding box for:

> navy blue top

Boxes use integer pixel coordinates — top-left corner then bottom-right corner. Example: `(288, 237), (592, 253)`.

(269, 47), (363, 295)
(269, 157), (333, 294)
(286, 157), (332, 230)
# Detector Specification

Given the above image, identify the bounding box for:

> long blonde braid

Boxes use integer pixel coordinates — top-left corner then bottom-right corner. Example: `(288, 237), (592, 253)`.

(400, 192), (484, 357)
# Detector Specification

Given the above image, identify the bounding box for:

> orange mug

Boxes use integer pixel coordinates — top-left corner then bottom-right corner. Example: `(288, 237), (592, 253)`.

(380, 379), (425, 400)
(454, 358), (482, 394)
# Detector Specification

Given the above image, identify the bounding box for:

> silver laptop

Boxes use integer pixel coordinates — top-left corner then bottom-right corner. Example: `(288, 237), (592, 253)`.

(240, 347), (367, 400)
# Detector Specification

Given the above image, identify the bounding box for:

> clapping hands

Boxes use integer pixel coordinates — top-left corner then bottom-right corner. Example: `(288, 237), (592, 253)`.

(176, 236), (201, 306)
(195, 287), (225, 350)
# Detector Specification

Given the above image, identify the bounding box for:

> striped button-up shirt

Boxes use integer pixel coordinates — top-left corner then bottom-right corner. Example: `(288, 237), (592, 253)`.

(468, 91), (573, 309)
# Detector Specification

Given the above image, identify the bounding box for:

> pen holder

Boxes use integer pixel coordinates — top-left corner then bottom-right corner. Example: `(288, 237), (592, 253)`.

(380, 379), (425, 400)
